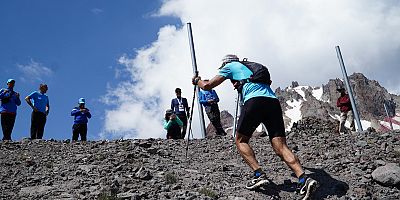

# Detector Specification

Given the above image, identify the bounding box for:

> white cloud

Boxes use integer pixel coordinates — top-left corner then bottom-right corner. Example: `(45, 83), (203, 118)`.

(102, 0), (400, 139)
(91, 8), (103, 15)
(17, 59), (53, 83)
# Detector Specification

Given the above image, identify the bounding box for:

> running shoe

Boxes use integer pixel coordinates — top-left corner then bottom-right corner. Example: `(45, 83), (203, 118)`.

(296, 177), (319, 200)
(246, 173), (269, 190)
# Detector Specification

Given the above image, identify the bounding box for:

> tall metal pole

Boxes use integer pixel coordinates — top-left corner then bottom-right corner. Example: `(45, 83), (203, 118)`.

(335, 46), (363, 131)
(383, 103), (394, 130)
(187, 23), (206, 138)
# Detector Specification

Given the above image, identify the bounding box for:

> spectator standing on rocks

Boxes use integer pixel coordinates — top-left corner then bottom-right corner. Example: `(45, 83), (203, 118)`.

(199, 87), (226, 136)
(71, 98), (91, 141)
(25, 83), (50, 139)
(171, 88), (190, 139)
(163, 109), (183, 139)
(0, 79), (21, 141)
(336, 87), (355, 134)
(192, 54), (318, 199)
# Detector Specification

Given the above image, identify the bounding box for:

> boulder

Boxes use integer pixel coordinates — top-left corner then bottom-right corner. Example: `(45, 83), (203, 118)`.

(372, 163), (400, 186)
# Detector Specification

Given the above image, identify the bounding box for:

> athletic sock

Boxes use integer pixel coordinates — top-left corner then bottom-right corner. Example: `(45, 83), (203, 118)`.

(254, 168), (264, 178)
(298, 173), (307, 184)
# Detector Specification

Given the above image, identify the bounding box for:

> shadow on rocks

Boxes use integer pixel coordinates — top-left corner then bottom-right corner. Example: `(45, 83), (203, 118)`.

(254, 179), (296, 199)
(253, 168), (349, 199)
(305, 167), (349, 199)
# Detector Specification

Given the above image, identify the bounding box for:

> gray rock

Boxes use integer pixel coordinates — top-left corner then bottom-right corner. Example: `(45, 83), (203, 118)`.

(135, 167), (152, 180)
(372, 163), (400, 186)
(375, 160), (386, 166)
(117, 192), (140, 199)
(138, 141), (152, 148)
(356, 141), (368, 147)
(19, 185), (53, 196)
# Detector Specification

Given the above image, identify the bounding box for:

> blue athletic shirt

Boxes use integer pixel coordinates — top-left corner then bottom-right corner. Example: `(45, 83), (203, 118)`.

(199, 89), (219, 107)
(218, 61), (277, 103)
(71, 107), (92, 124)
(28, 91), (49, 113)
(0, 88), (21, 114)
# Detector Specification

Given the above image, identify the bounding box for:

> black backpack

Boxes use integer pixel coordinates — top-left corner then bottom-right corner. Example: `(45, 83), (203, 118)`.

(230, 58), (271, 93)
(239, 58), (271, 85)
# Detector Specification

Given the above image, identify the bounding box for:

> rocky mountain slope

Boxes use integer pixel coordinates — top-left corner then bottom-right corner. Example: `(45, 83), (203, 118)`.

(275, 73), (399, 131)
(1, 117), (399, 199)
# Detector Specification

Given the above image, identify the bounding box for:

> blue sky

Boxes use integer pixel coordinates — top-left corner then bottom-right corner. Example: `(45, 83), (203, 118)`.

(0, 0), (179, 140)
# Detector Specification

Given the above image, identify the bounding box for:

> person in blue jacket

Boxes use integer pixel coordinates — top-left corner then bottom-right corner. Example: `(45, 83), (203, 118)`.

(163, 109), (183, 139)
(192, 54), (318, 198)
(170, 88), (190, 139)
(0, 79), (21, 141)
(71, 98), (91, 141)
(25, 83), (50, 139)
(199, 87), (226, 136)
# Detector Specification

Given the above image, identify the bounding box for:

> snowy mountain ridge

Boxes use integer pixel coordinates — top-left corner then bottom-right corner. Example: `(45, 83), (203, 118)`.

(277, 73), (399, 132)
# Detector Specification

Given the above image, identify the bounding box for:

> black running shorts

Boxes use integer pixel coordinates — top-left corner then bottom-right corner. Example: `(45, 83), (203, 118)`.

(237, 97), (286, 140)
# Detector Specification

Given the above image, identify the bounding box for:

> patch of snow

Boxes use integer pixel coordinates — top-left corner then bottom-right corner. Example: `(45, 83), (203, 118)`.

(332, 114), (340, 121)
(312, 87), (323, 101)
(393, 115), (400, 122)
(359, 120), (371, 130)
(291, 86), (307, 99)
(380, 118), (400, 130)
(256, 124), (266, 132)
(285, 99), (303, 131)
(333, 114), (371, 130)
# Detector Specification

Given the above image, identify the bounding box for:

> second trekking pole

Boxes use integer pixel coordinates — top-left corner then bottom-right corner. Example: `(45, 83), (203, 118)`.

(186, 71), (198, 159)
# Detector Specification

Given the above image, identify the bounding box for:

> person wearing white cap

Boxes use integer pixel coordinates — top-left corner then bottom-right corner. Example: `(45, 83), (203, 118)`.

(0, 79), (21, 140)
(25, 83), (50, 139)
(71, 98), (91, 141)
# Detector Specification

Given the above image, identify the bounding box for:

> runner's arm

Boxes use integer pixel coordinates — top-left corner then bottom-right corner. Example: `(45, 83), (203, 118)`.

(196, 75), (226, 90)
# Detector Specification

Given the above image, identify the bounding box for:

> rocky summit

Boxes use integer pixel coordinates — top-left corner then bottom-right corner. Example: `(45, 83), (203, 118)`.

(1, 117), (400, 200)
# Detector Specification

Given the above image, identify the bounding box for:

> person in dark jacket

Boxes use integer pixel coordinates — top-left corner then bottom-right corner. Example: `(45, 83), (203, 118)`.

(199, 87), (226, 136)
(163, 109), (183, 139)
(170, 88), (189, 139)
(0, 79), (21, 141)
(71, 98), (91, 141)
(336, 88), (355, 134)
(25, 83), (50, 139)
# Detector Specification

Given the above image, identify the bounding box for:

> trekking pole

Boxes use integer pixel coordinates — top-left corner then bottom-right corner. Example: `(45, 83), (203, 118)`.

(186, 71), (198, 159)
(232, 92), (240, 138)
